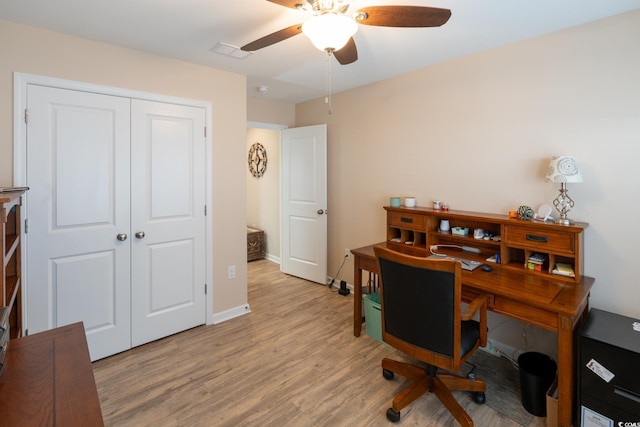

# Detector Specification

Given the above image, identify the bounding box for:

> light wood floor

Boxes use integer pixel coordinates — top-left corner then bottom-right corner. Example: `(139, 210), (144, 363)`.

(93, 259), (546, 426)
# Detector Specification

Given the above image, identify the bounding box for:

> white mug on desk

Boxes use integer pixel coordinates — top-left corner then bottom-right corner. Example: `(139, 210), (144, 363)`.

(440, 220), (450, 233)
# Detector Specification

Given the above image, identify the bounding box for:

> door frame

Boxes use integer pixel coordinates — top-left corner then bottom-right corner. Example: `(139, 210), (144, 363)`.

(246, 122), (328, 284)
(13, 72), (215, 330)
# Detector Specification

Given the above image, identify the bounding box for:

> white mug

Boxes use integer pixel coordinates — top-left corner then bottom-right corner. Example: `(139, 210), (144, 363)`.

(440, 220), (450, 232)
(404, 197), (416, 208)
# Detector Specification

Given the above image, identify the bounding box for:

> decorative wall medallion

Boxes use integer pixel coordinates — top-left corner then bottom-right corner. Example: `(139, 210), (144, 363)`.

(248, 142), (267, 178)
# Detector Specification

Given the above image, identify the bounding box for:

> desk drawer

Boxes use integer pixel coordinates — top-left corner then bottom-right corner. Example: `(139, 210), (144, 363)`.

(493, 296), (558, 331)
(462, 289), (495, 309)
(503, 225), (575, 255)
(388, 212), (426, 230)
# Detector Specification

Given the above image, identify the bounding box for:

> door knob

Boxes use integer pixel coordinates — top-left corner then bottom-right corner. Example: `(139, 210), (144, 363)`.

(317, 209), (325, 215)
(135, 231), (146, 239)
(116, 233), (128, 241)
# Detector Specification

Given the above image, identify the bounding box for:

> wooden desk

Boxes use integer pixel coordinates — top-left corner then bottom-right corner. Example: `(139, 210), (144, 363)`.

(352, 243), (594, 427)
(0, 322), (104, 426)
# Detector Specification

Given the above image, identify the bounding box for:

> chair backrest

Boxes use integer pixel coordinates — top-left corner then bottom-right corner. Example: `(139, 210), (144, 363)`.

(375, 246), (463, 370)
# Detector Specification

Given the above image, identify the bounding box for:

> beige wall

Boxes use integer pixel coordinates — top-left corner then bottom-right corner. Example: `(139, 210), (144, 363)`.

(0, 20), (249, 319)
(247, 128), (281, 260)
(247, 97), (295, 128)
(296, 10), (640, 319)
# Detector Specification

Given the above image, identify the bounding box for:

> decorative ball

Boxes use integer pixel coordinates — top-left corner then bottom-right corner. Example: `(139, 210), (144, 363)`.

(517, 205), (535, 220)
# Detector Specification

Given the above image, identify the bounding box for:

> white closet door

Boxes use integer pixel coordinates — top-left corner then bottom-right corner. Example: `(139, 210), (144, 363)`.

(26, 85), (132, 360)
(130, 100), (206, 347)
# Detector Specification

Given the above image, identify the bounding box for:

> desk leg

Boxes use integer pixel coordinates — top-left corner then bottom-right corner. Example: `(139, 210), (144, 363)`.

(557, 314), (575, 427)
(353, 262), (363, 337)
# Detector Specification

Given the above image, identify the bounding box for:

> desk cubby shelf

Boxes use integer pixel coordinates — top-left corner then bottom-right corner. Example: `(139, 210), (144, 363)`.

(385, 205), (587, 283)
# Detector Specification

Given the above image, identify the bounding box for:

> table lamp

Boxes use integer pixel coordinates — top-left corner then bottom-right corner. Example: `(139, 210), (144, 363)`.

(545, 156), (583, 225)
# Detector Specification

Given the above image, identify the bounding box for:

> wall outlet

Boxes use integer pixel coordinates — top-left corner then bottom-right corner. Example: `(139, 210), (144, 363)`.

(227, 265), (236, 279)
(344, 248), (351, 260)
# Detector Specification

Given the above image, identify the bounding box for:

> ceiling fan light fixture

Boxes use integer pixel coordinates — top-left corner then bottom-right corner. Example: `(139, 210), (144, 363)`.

(302, 13), (358, 52)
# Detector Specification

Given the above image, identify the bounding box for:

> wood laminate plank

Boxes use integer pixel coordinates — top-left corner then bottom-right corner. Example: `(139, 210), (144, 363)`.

(93, 260), (545, 427)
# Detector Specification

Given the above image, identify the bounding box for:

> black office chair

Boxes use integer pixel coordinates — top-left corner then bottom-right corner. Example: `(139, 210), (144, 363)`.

(374, 246), (488, 426)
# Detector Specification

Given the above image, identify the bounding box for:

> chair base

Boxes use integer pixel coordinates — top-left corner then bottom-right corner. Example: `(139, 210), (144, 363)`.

(381, 358), (486, 426)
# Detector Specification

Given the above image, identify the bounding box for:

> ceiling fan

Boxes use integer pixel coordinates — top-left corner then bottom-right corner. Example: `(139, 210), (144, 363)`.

(241, 0), (452, 65)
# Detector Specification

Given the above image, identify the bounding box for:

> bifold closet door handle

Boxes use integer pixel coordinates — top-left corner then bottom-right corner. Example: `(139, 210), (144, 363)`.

(135, 231), (145, 239)
(317, 209), (325, 215)
(116, 233), (128, 241)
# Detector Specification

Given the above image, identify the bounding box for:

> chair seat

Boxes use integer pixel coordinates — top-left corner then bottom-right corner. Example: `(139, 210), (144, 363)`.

(461, 320), (480, 358)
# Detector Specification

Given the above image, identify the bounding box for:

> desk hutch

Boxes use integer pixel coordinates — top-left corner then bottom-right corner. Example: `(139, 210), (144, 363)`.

(351, 205), (594, 426)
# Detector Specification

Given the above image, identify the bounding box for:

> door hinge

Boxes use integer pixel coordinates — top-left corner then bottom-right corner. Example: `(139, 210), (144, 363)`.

(204, 126), (207, 138)
(24, 218), (28, 233)
(24, 108), (28, 124)
(205, 283), (207, 294)
(204, 205), (207, 216)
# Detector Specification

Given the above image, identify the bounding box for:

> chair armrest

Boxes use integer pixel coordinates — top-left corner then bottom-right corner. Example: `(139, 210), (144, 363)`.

(462, 295), (488, 347)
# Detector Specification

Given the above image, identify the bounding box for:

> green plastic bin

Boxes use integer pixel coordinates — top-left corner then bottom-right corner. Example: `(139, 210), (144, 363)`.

(363, 292), (382, 342)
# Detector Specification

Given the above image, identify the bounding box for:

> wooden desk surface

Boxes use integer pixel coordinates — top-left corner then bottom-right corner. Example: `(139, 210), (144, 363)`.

(352, 242), (594, 318)
(0, 322), (104, 427)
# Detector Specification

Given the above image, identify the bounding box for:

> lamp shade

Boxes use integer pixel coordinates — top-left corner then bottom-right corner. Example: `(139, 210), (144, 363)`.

(545, 156), (583, 183)
(302, 13), (358, 52)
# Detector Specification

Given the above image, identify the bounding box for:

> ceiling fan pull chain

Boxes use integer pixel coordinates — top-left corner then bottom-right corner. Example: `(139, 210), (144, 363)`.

(325, 50), (333, 114)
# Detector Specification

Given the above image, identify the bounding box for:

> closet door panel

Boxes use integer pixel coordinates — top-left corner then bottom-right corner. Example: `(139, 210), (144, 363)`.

(130, 99), (206, 347)
(26, 85), (131, 361)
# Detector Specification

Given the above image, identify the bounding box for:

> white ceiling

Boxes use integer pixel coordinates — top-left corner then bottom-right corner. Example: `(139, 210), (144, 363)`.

(1, 0), (638, 104)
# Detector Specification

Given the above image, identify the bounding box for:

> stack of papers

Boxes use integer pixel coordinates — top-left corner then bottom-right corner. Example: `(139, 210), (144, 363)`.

(552, 263), (575, 277)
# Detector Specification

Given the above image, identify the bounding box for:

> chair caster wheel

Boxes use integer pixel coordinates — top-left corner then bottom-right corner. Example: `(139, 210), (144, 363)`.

(382, 368), (394, 380)
(386, 407), (401, 422)
(472, 391), (486, 404)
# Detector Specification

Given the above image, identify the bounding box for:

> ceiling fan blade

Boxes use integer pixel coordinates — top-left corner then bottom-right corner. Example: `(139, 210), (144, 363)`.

(241, 24), (303, 52)
(267, 0), (304, 9)
(333, 37), (358, 65)
(356, 6), (451, 27)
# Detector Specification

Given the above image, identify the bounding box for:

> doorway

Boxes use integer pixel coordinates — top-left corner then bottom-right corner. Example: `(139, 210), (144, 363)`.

(246, 123), (327, 284)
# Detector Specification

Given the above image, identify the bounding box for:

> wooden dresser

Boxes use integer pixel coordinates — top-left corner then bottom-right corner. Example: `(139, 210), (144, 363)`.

(0, 322), (104, 426)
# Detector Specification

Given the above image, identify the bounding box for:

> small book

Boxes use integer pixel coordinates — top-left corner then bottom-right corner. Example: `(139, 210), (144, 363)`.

(528, 253), (547, 263)
(0, 186), (29, 193)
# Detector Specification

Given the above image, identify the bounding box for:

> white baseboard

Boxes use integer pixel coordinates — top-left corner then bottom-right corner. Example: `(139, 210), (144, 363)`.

(208, 304), (251, 325)
(264, 253), (280, 263)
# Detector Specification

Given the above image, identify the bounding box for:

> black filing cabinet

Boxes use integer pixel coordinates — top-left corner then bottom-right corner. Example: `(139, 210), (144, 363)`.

(578, 308), (640, 426)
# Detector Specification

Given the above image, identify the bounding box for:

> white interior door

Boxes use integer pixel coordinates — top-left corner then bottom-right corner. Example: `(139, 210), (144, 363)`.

(26, 85), (132, 360)
(281, 124), (327, 284)
(130, 100), (206, 346)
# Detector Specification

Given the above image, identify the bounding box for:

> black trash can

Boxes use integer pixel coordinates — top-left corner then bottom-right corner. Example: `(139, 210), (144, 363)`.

(518, 352), (557, 416)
